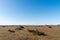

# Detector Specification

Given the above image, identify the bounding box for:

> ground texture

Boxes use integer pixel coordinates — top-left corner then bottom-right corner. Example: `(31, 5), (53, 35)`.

(0, 25), (60, 40)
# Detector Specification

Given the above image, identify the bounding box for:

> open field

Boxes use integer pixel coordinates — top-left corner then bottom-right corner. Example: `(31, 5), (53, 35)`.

(0, 25), (60, 40)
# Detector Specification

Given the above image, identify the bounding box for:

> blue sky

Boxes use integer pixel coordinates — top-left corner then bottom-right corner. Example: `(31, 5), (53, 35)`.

(0, 0), (60, 25)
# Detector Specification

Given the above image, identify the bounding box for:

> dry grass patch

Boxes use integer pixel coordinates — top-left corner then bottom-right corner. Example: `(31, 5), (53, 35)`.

(0, 25), (60, 40)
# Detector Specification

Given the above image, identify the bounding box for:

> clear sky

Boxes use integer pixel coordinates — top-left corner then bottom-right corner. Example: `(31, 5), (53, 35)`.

(0, 0), (60, 25)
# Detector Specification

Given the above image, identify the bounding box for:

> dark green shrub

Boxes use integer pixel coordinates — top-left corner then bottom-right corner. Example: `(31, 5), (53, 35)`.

(20, 26), (24, 29)
(48, 26), (52, 28)
(8, 29), (15, 33)
(15, 26), (25, 30)
(35, 31), (47, 36)
(15, 28), (22, 30)
(28, 30), (35, 33)
(28, 30), (47, 36)
(2, 26), (6, 27)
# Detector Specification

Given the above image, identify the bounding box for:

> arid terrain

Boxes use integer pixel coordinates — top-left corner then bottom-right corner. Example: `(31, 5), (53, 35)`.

(0, 25), (60, 40)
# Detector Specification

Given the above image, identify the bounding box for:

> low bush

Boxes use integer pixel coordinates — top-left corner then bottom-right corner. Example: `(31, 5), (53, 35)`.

(28, 30), (47, 36)
(15, 26), (25, 30)
(20, 26), (24, 29)
(48, 26), (52, 28)
(8, 29), (15, 33)
(28, 30), (35, 33)
(2, 26), (6, 27)
(15, 28), (22, 30)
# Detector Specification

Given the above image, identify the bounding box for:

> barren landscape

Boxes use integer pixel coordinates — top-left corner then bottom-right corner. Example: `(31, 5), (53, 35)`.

(0, 25), (60, 40)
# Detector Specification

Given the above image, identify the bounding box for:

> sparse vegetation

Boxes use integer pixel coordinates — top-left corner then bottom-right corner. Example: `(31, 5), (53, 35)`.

(28, 29), (35, 32)
(8, 29), (15, 33)
(28, 29), (47, 36)
(15, 27), (22, 30)
(15, 26), (24, 30)
(48, 26), (52, 28)
(0, 25), (60, 40)
(2, 26), (5, 27)
(20, 26), (24, 29)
